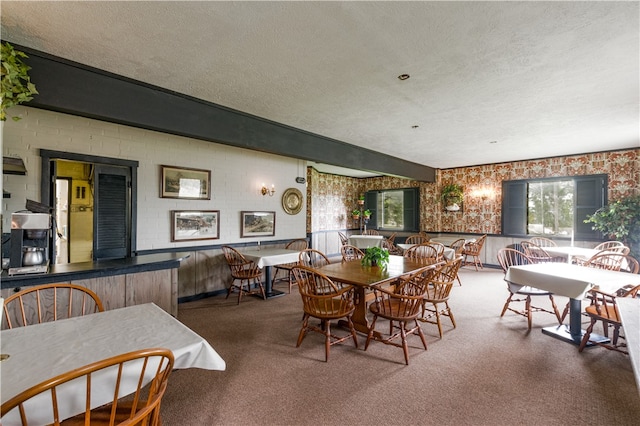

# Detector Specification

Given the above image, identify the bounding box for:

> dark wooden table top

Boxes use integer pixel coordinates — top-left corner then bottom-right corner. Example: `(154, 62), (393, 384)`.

(316, 255), (428, 287)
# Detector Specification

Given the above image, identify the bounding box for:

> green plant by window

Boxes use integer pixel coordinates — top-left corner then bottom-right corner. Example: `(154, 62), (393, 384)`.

(441, 183), (463, 205)
(363, 209), (372, 217)
(1, 42), (38, 121)
(584, 195), (640, 258)
(361, 246), (389, 267)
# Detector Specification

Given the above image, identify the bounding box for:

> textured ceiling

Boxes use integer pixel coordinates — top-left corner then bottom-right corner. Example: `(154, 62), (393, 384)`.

(1, 1), (638, 172)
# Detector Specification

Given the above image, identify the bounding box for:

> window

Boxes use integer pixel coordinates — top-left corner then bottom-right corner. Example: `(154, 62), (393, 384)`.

(502, 174), (606, 239)
(365, 188), (419, 232)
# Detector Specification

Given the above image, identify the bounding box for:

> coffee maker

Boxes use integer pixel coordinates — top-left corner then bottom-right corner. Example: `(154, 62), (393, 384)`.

(9, 212), (51, 275)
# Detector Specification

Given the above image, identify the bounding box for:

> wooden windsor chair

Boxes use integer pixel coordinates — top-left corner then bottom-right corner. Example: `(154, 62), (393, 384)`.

(365, 266), (439, 365)
(496, 248), (562, 330)
(420, 256), (463, 338)
(1, 348), (174, 426)
(291, 266), (358, 361)
(2, 283), (104, 330)
(221, 246), (265, 304)
(273, 238), (309, 293)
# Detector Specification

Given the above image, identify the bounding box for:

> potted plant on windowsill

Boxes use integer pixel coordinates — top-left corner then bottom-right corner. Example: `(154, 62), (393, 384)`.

(361, 246), (389, 268)
(1, 42), (38, 121)
(441, 183), (464, 211)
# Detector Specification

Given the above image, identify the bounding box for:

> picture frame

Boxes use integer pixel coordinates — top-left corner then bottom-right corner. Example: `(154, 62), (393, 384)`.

(161, 165), (211, 200)
(241, 211), (276, 237)
(171, 210), (220, 242)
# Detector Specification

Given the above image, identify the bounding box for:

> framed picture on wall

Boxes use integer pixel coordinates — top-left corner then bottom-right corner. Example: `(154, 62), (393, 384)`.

(171, 210), (220, 242)
(241, 211), (276, 237)
(161, 165), (211, 199)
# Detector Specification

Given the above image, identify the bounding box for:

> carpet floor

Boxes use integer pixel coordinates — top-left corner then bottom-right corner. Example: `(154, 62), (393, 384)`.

(160, 266), (640, 425)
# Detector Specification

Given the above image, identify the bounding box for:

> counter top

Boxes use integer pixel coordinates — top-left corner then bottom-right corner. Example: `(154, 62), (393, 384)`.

(1, 252), (189, 289)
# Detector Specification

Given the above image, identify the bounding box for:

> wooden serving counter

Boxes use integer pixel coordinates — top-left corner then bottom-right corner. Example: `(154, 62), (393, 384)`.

(1, 253), (188, 316)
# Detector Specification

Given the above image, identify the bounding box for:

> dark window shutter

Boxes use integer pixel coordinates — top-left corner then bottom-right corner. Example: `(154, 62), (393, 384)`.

(94, 165), (130, 260)
(403, 188), (419, 232)
(502, 181), (527, 236)
(574, 175), (606, 239)
(365, 191), (377, 226)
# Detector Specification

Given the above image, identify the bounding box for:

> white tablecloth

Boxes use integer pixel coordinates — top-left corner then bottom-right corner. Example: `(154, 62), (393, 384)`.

(617, 298), (640, 396)
(348, 235), (384, 249)
(242, 248), (301, 267)
(505, 263), (640, 299)
(544, 246), (601, 263)
(1, 303), (225, 425)
(397, 244), (456, 261)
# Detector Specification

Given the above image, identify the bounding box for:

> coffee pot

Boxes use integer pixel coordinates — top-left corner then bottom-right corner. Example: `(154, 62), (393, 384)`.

(22, 247), (45, 266)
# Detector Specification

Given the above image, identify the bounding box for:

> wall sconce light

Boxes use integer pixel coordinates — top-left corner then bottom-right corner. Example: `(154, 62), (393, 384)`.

(261, 183), (275, 197)
(472, 188), (493, 201)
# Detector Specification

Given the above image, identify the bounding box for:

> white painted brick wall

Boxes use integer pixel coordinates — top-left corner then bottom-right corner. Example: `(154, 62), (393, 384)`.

(2, 107), (306, 250)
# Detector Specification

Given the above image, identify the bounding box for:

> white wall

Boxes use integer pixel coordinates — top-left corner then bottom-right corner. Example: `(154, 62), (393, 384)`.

(2, 107), (307, 250)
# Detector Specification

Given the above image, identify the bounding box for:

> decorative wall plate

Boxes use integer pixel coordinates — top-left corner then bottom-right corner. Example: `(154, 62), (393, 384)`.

(282, 188), (303, 215)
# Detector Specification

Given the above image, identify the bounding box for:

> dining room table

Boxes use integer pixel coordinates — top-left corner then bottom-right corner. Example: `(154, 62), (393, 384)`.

(347, 234), (384, 249)
(397, 243), (457, 260)
(543, 246), (602, 263)
(504, 263), (640, 345)
(430, 237), (465, 247)
(242, 247), (302, 298)
(0, 302), (225, 425)
(315, 255), (430, 334)
(616, 297), (640, 396)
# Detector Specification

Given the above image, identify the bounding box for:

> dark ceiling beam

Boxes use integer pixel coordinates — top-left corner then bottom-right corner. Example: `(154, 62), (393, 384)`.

(19, 45), (435, 181)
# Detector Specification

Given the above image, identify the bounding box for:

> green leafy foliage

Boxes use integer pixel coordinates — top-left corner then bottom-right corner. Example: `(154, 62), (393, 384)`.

(441, 183), (463, 205)
(1, 41), (38, 121)
(352, 209), (361, 216)
(361, 246), (390, 267)
(584, 195), (640, 258)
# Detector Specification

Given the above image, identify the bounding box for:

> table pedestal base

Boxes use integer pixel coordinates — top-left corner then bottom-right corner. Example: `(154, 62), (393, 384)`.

(542, 324), (609, 347)
(263, 289), (285, 299)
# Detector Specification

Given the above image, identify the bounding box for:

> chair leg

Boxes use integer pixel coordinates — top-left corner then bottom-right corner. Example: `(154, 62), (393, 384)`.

(415, 320), (428, 350)
(434, 305), (443, 338)
(365, 316), (379, 351)
(297, 314), (310, 347)
(579, 318), (597, 352)
(446, 301), (456, 329)
(560, 301), (569, 323)
(324, 320), (331, 362)
(347, 316), (359, 349)
(548, 295), (562, 324)
(237, 280), (245, 304)
(400, 322), (410, 365)
(501, 294), (514, 317)
(257, 278), (266, 300)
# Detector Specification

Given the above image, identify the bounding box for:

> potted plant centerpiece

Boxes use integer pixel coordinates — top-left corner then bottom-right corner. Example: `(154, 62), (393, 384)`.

(361, 246), (389, 268)
(441, 183), (464, 211)
(1, 41), (38, 121)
